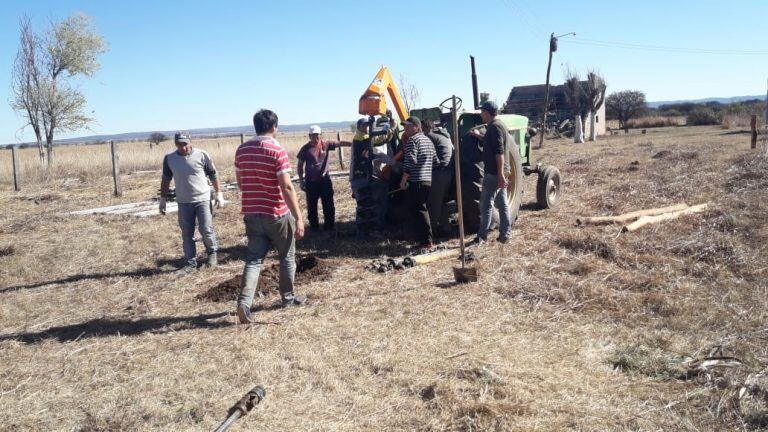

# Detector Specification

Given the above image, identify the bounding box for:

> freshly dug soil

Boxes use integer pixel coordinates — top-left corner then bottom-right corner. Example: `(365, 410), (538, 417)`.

(196, 255), (332, 302)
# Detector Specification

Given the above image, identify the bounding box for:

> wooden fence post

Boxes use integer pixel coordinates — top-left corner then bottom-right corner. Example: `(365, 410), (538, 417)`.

(337, 131), (345, 169)
(750, 115), (757, 149)
(110, 140), (122, 197)
(240, 133), (245, 145)
(11, 146), (20, 192)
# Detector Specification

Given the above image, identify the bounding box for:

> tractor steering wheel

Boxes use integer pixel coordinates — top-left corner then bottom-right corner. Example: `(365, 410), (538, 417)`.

(439, 96), (463, 112)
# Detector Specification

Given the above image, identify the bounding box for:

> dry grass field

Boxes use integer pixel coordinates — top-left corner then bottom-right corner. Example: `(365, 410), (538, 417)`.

(1, 126), (767, 431)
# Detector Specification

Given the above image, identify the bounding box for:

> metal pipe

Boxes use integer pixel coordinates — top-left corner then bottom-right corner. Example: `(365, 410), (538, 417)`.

(470, 56), (479, 110)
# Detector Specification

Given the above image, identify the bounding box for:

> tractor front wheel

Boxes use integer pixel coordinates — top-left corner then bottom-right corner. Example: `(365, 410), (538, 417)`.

(536, 165), (561, 209)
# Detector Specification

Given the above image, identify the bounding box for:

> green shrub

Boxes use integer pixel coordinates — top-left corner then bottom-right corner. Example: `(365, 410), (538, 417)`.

(686, 109), (721, 126)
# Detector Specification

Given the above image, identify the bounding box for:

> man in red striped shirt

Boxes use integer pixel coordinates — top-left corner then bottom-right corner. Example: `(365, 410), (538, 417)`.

(235, 109), (306, 323)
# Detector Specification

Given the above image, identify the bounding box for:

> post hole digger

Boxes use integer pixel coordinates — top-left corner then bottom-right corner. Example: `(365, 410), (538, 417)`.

(212, 385), (266, 432)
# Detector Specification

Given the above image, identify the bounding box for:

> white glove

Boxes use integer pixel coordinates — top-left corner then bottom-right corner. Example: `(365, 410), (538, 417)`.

(159, 197), (167, 215)
(214, 192), (225, 209)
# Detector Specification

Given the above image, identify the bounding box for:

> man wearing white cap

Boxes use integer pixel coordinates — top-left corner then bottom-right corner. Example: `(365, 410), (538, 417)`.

(296, 125), (351, 233)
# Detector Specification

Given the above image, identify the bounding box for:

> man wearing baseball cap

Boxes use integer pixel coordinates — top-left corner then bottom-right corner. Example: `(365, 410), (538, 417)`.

(160, 131), (224, 274)
(399, 116), (437, 249)
(296, 125), (351, 234)
(469, 101), (513, 244)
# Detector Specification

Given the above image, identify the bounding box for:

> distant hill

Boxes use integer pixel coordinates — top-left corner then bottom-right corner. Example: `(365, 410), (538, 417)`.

(648, 95), (766, 109)
(3, 121), (357, 148)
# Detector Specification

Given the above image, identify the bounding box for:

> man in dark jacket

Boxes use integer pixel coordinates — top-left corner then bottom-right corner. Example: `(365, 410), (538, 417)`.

(423, 121), (454, 238)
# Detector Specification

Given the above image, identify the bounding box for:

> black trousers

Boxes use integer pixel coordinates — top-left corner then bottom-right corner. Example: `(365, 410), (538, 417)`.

(405, 181), (432, 245)
(306, 176), (335, 230)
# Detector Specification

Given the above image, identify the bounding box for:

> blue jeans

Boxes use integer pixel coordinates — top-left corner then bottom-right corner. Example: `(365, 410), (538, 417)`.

(477, 174), (511, 241)
(177, 201), (218, 267)
(237, 213), (297, 308)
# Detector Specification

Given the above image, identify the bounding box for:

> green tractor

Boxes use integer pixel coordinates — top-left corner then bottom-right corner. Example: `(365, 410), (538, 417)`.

(410, 97), (562, 233)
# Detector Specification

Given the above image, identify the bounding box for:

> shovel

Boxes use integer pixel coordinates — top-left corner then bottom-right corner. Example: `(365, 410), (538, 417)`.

(449, 95), (478, 283)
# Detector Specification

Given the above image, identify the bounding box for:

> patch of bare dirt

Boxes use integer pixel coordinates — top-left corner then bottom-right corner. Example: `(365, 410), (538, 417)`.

(196, 255), (332, 302)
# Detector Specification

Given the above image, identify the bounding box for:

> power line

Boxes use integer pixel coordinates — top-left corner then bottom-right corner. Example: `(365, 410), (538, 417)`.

(561, 37), (768, 55)
(499, 0), (547, 40)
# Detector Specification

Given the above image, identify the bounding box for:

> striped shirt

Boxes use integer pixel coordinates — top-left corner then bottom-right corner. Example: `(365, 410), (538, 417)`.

(235, 136), (292, 217)
(403, 132), (437, 183)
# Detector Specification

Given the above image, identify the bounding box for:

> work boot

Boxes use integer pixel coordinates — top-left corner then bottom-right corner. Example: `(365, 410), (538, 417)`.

(237, 304), (253, 324)
(281, 294), (307, 308)
(206, 253), (218, 267)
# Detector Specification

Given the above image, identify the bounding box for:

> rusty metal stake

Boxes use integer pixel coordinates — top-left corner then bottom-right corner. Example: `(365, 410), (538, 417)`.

(213, 385), (266, 432)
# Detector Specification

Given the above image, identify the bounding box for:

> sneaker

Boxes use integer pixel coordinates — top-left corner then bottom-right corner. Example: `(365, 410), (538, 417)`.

(281, 294), (307, 308)
(497, 237), (509, 244)
(206, 253), (218, 267)
(237, 304), (253, 324)
(467, 237), (486, 247)
(176, 264), (197, 276)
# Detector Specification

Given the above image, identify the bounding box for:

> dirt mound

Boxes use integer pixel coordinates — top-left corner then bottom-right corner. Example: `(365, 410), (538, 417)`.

(651, 150), (672, 159)
(196, 255), (332, 302)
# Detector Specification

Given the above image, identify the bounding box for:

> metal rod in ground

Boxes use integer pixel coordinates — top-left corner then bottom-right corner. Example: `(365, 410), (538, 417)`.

(451, 95), (466, 268)
(213, 385), (266, 432)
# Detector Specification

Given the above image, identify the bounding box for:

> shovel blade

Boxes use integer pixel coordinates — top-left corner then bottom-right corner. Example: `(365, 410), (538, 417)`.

(453, 266), (478, 283)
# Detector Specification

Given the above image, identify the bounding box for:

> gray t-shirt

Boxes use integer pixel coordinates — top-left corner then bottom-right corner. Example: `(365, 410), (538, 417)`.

(162, 148), (217, 203)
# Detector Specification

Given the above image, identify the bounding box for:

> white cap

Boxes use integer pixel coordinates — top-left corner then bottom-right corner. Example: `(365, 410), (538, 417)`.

(309, 125), (322, 134)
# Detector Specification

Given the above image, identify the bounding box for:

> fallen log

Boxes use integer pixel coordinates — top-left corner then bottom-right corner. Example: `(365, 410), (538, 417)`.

(622, 203), (709, 233)
(577, 203), (689, 226)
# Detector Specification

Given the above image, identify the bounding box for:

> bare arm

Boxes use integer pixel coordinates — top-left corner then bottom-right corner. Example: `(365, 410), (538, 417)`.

(211, 178), (221, 193)
(277, 172), (305, 240)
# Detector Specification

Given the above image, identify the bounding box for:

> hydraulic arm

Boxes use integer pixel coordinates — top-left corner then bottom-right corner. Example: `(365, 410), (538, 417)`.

(358, 66), (409, 122)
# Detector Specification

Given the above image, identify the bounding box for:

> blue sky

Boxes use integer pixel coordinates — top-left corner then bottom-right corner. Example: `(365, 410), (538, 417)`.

(1, 0), (767, 143)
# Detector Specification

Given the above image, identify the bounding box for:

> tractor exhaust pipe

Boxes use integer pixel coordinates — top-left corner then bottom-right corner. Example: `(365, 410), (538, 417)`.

(470, 55), (479, 110)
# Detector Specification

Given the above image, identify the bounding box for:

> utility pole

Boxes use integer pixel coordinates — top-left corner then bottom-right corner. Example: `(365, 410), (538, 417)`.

(538, 32), (575, 149)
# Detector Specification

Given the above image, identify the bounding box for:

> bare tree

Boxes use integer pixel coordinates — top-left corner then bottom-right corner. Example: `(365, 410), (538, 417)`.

(606, 90), (647, 130)
(563, 71), (588, 143)
(11, 17), (45, 164)
(149, 132), (168, 148)
(584, 71), (607, 141)
(10, 14), (107, 167)
(398, 74), (421, 113)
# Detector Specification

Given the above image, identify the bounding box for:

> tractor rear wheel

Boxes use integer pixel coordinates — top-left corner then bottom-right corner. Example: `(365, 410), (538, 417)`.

(536, 165), (561, 209)
(506, 145), (524, 223)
